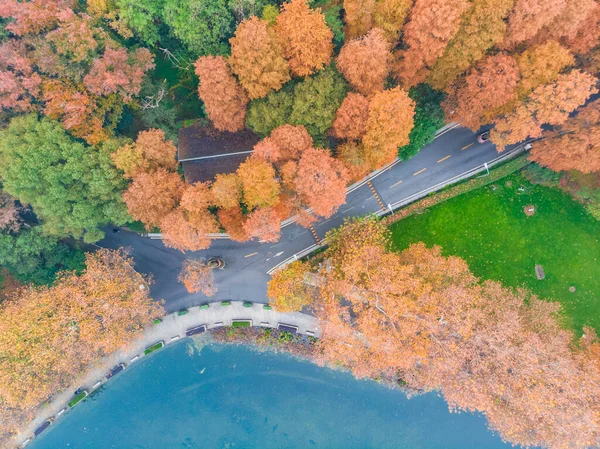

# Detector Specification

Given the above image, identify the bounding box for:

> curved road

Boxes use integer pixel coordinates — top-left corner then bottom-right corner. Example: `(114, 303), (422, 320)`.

(99, 125), (521, 312)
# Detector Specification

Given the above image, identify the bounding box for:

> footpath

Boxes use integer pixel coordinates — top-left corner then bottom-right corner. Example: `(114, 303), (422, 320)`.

(16, 302), (320, 448)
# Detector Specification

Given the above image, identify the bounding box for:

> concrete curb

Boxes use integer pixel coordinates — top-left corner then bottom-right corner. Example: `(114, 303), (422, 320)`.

(15, 302), (320, 448)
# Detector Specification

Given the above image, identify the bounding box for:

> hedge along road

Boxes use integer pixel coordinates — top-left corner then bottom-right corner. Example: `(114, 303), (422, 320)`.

(99, 125), (523, 313)
(17, 302), (321, 447)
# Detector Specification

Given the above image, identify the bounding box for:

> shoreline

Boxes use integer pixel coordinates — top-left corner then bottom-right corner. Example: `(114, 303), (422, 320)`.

(14, 302), (321, 449)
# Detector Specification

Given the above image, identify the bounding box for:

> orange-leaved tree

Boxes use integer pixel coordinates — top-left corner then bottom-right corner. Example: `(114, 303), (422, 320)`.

(331, 92), (370, 140)
(295, 147), (349, 218)
(122, 168), (184, 230)
(84, 46), (155, 102)
(269, 124), (313, 161)
(194, 55), (249, 132)
(228, 16), (290, 99)
(0, 248), (163, 409)
(566, 3), (600, 54)
(237, 157), (281, 209)
(536, 0), (597, 42)
(444, 54), (520, 131)
(178, 259), (217, 296)
(160, 208), (215, 252)
(491, 70), (598, 150)
(336, 28), (391, 96)
(502, 0), (566, 48)
(267, 261), (315, 312)
(394, 0), (469, 88)
(211, 173), (243, 209)
(529, 98), (600, 173)
(112, 129), (178, 179)
(252, 137), (282, 163)
(362, 87), (415, 169)
(515, 41), (575, 98)
(427, 0), (515, 90)
(343, 0), (375, 40)
(217, 205), (250, 242)
(275, 0), (333, 77)
(243, 206), (281, 242)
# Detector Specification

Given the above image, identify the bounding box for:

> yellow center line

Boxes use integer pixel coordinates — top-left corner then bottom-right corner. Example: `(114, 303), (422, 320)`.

(437, 155), (451, 163)
(244, 252), (258, 258)
(389, 180), (403, 189)
(413, 168), (427, 176)
(461, 143), (474, 151)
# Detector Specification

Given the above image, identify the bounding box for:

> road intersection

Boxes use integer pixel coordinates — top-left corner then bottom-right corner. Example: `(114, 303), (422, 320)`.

(99, 125), (522, 312)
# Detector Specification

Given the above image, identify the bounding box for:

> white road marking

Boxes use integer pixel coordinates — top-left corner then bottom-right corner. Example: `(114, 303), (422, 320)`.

(389, 180), (403, 189)
(244, 252), (258, 258)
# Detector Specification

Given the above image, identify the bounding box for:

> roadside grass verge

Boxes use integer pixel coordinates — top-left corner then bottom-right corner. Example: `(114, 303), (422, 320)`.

(389, 172), (600, 333)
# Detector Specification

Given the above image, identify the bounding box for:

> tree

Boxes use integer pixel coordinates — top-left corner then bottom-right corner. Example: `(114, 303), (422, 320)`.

(42, 80), (120, 145)
(537, 0), (597, 42)
(122, 168), (184, 230)
(289, 66), (347, 139)
(337, 141), (371, 181)
(331, 92), (369, 140)
(399, 84), (445, 161)
(46, 11), (102, 65)
(267, 261), (314, 312)
(178, 259), (217, 295)
(566, 4), (600, 54)
(246, 83), (294, 136)
(444, 54), (520, 131)
(269, 124), (313, 161)
(0, 40), (41, 113)
(516, 41), (574, 98)
(217, 205), (250, 242)
(229, 16), (290, 99)
(315, 0), (345, 50)
(180, 181), (214, 212)
(529, 99), (600, 173)
(0, 226), (85, 285)
(211, 173), (242, 209)
(491, 71), (598, 150)
(252, 137), (282, 163)
(372, 0), (413, 41)
(194, 55), (249, 132)
(228, 0), (275, 21)
(363, 87), (415, 169)
(275, 0), (333, 77)
(295, 147), (349, 218)
(0, 115), (129, 242)
(162, 0), (235, 56)
(394, 0), (469, 88)
(502, 0), (567, 48)
(237, 157), (280, 208)
(0, 192), (21, 233)
(160, 208), (216, 252)
(243, 206), (281, 242)
(336, 28), (391, 96)
(0, 248), (163, 409)
(427, 0), (515, 90)
(114, 0), (165, 45)
(343, 0), (375, 39)
(0, 0), (74, 36)
(270, 217), (600, 449)
(112, 129), (178, 178)
(84, 46), (155, 102)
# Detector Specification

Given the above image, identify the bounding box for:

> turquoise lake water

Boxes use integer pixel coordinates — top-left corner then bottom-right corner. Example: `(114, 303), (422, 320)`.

(30, 341), (515, 449)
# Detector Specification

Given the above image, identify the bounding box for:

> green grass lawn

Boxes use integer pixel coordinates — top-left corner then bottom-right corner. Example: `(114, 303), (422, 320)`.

(390, 173), (600, 333)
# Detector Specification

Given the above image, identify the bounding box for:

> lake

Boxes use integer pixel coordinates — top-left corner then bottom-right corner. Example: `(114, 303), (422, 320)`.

(30, 341), (515, 449)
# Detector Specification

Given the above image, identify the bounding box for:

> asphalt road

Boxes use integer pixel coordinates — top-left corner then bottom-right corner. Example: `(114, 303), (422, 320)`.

(99, 125), (518, 312)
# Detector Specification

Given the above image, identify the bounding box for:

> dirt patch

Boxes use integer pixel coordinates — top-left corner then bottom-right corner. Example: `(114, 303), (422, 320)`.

(524, 204), (536, 216)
